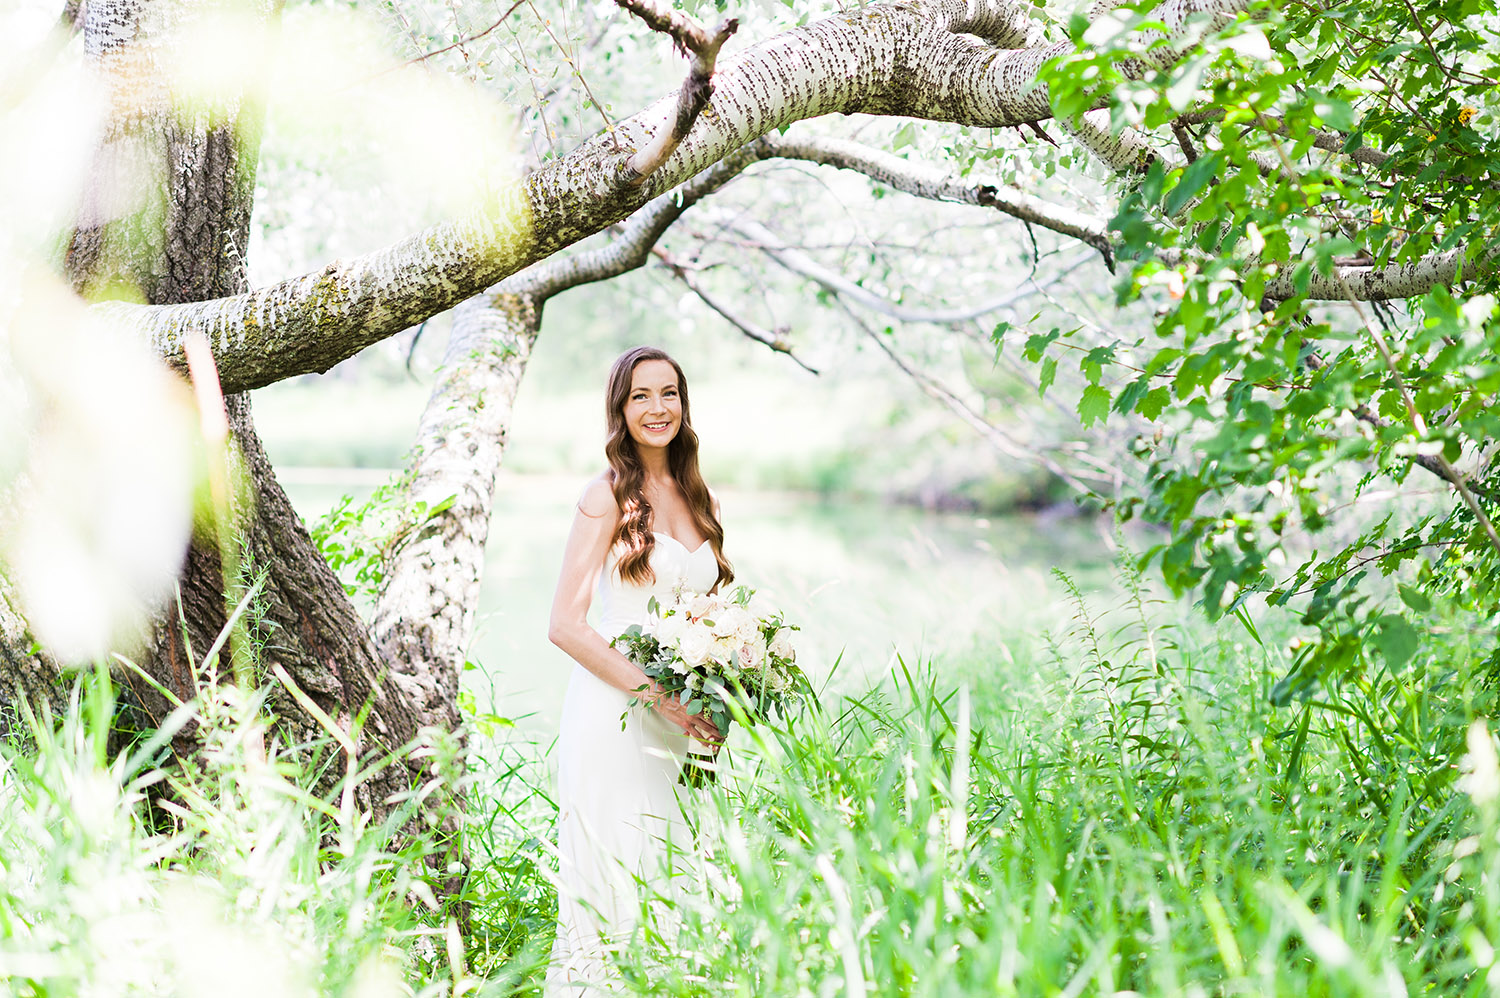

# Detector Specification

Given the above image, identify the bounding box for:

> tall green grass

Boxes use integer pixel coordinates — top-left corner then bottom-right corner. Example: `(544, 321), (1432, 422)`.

(609, 576), (1500, 996)
(0, 667), (545, 996)
(3, 576), (1496, 997)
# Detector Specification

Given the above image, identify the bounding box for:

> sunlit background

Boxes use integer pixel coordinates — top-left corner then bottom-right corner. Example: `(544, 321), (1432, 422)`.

(9, 0), (1497, 994)
(1, 0), (1132, 734)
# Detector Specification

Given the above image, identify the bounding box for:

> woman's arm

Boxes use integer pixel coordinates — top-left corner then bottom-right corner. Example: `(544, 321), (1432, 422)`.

(547, 476), (720, 745)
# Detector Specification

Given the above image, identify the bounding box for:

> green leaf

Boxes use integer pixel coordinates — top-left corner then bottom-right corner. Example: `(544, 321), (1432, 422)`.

(991, 320), (1012, 352)
(1113, 375), (1149, 414)
(1311, 93), (1354, 131)
(1038, 356), (1058, 398)
(1374, 615), (1419, 668)
(1078, 385), (1111, 428)
(1136, 386), (1171, 420)
(1165, 55), (1209, 111)
(1024, 328), (1061, 362)
(1397, 583), (1431, 613)
(1162, 155), (1219, 217)
(1081, 346), (1114, 385)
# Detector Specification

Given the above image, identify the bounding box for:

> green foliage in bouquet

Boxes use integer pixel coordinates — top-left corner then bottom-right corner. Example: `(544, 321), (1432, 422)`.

(612, 585), (810, 785)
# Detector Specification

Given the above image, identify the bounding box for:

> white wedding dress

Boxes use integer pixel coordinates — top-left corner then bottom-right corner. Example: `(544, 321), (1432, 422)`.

(546, 532), (718, 997)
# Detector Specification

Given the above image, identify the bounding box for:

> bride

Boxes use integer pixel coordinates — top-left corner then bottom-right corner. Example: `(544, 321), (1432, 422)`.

(544, 346), (731, 995)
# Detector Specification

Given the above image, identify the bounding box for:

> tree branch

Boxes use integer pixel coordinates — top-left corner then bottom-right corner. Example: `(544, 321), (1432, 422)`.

(722, 214), (1093, 326)
(653, 248), (820, 373)
(1262, 243), (1499, 301)
(759, 133), (1115, 260)
(928, 0), (1037, 47)
(86, 0), (1253, 393)
(1061, 109), (1161, 175)
(615, 0), (738, 185)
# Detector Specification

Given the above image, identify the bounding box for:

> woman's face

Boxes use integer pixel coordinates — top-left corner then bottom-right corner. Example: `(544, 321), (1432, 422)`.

(622, 359), (683, 452)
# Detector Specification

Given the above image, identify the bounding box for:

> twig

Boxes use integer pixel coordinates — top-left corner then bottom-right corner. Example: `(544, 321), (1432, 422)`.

(724, 214), (1096, 326)
(508, 34), (558, 158)
(1345, 287), (1500, 556)
(653, 247), (820, 374)
(1397, 0), (1463, 86)
(1171, 120), (1198, 163)
(839, 301), (1100, 494)
(614, 0), (738, 185)
(528, 0), (617, 138)
(383, 0), (434, 70)
(1276, 538), (1466, 600)
(392, 0), (526, 71)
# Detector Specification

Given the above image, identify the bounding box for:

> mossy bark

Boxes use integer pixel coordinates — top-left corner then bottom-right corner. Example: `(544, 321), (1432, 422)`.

(1, 0), (427, 815)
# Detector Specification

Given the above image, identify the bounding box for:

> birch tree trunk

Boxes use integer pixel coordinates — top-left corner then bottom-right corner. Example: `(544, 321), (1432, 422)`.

(0, 0), (424, 805)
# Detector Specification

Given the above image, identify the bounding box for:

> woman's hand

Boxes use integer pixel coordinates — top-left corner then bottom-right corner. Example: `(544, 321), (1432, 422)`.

(639, 684), (721, 747)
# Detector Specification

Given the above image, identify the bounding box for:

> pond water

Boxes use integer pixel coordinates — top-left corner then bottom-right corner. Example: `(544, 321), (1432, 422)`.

(283, 471), (1121, 736)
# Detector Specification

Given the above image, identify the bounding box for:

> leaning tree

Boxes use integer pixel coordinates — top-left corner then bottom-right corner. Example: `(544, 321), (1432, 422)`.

(2, 0), (1497, 799)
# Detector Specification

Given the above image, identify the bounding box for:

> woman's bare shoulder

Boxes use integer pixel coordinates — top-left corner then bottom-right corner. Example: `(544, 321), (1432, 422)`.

(577, 472), (619, 520)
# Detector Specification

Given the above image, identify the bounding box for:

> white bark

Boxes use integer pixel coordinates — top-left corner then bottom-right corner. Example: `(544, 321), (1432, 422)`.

(614, 0), (738, 184)
(1061, 109), (1161, 174)
(930, 0), (1039, 47)
(91, 0), (1251, 393)
(1262, 244), (1499, 302)
(370, 291), (540, 717)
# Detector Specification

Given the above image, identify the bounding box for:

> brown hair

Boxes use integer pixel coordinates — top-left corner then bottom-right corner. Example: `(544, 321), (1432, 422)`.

(604, 346), (732, 591)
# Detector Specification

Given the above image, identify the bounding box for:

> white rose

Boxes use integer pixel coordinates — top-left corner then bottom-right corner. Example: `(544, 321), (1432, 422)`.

(678, 624), (712, 667)
(712, 633), (738, 665)
(738, 639), (762, 672)
(688, 594), (716, 618)
(656, 611), (687, 645)
(769, 628), (796, 662)
(713, 606), (751, 638)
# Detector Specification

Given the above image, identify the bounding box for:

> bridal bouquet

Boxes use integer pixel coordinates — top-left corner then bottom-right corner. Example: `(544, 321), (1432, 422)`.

(613, 584), (807, 786)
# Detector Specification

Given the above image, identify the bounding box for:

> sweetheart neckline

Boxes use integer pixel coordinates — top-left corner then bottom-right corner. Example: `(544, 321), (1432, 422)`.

(653, 530), (709, 556)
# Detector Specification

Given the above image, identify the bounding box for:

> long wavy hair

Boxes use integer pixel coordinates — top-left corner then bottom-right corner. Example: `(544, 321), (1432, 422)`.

(604, 346), (732, 591)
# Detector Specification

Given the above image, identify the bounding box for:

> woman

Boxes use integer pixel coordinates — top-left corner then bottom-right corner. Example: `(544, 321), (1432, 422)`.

(545, 346), (731, 995)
